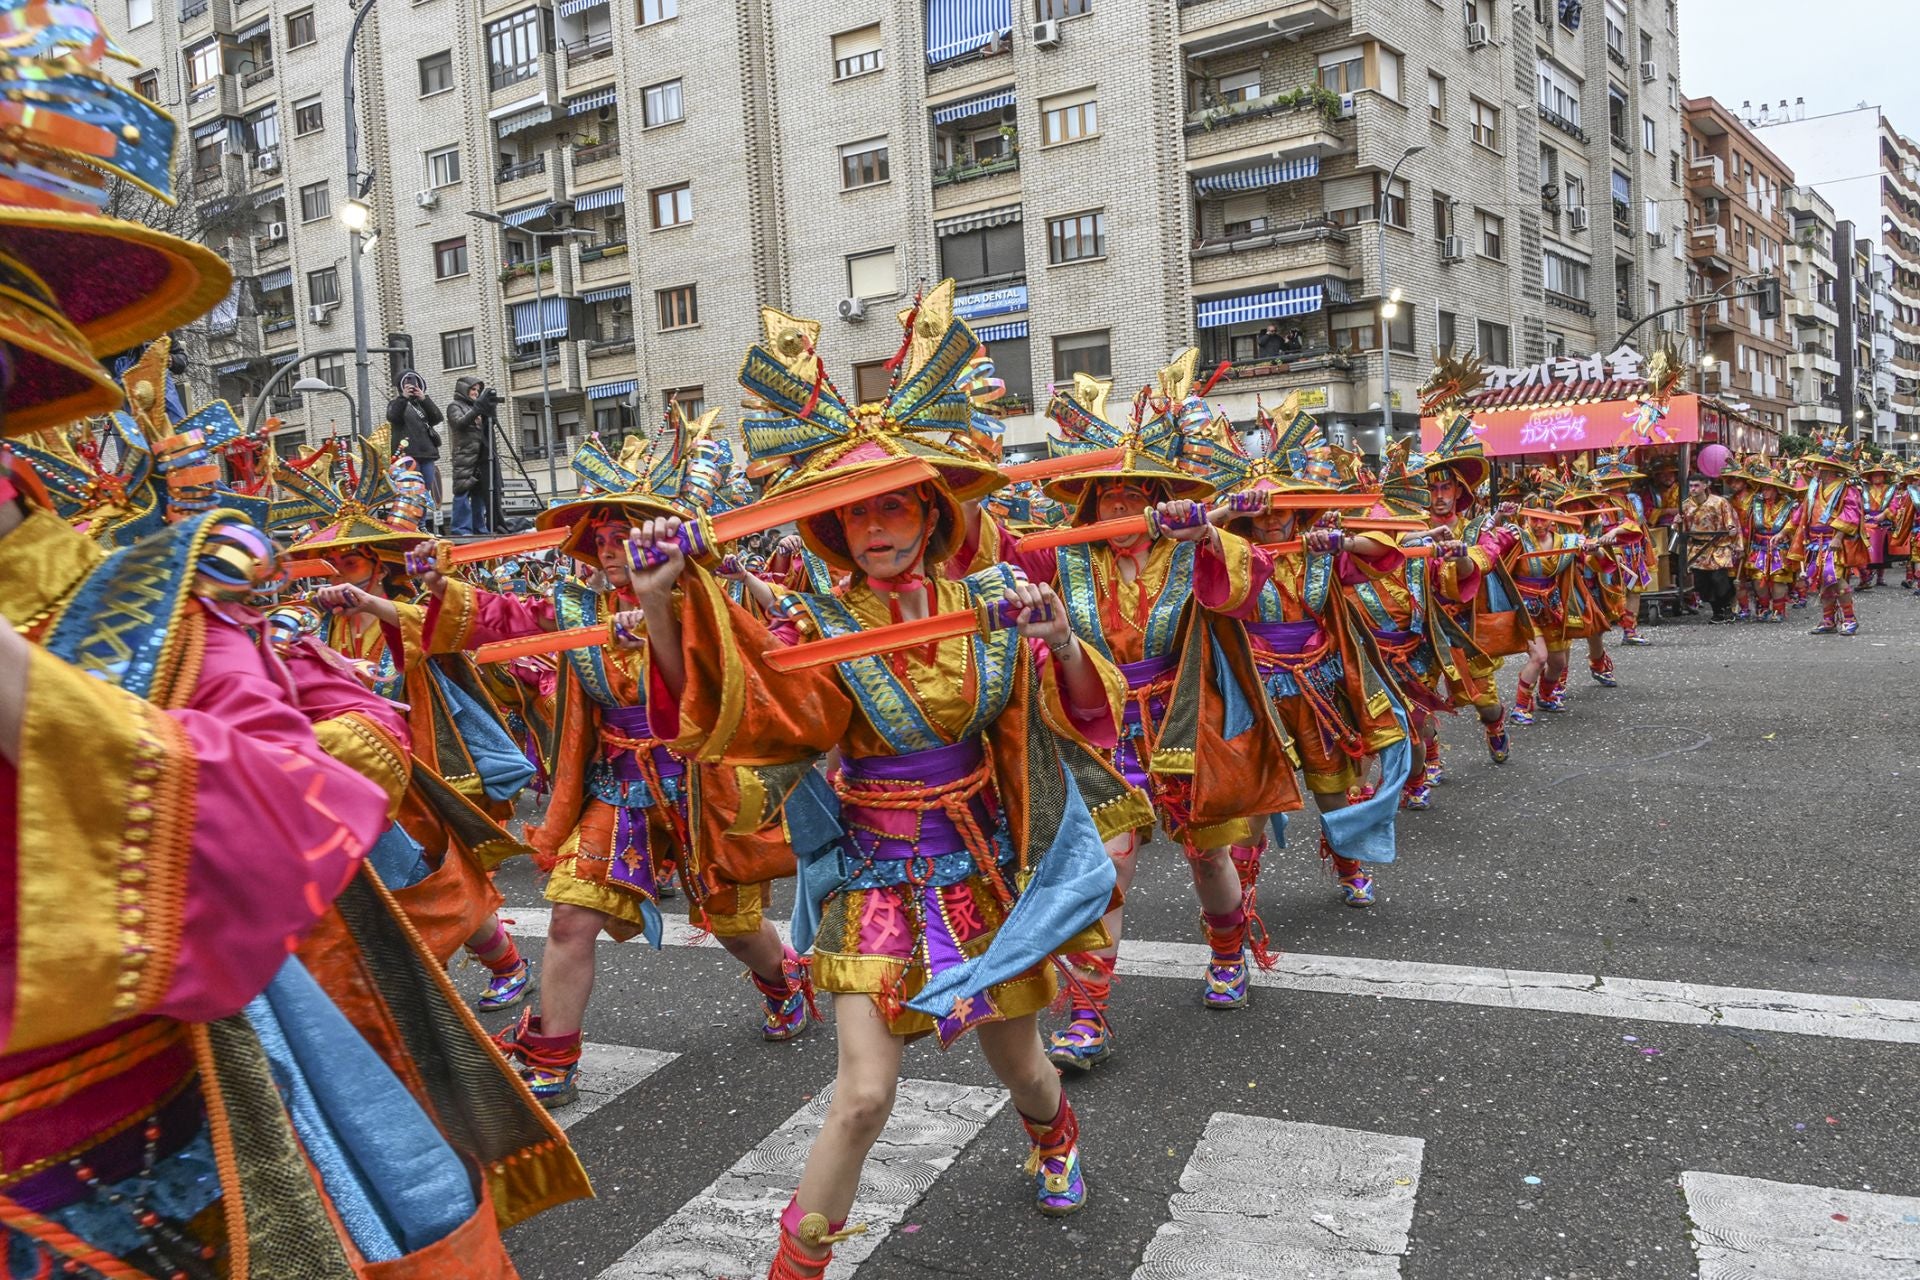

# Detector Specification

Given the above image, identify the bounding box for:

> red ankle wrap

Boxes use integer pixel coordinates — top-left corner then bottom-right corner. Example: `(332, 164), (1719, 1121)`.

(481, 937), (522, 977)
(1019, 1095), (1079, 1157)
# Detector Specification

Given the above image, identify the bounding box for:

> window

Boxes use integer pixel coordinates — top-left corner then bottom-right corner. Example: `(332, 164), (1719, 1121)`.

(1388, 307), (1414, 352)
(486, 9), (543, 89)
(1478, 209), (1504, 259)
(127, 0), (153, 27)
(639, 0), (677, 24)
(1432, 192), (1454, 240)
(1053, 330), (1111, 381)
(285, 9), (315, 48)
(293, 96), (323, 135)
(1218, 70), (1262, 105)
(419, 50), (452, 96)
(1437, 309), (1457, 352)
(1323, 174), (1374, 227)
(1611, 168), (1631, 229)
(847, 249), (898, 298)
(133, 69), (160, 100)
(1375, 48), (1402, 100)
(1536, 58), (1581, 129)
(663, 386), (705, 417)
(1037, 0), (1090, 17)
(657, 284), (698, 330)
(1427, 72), (1446, 124)
(1564, 173), (1585, 219)
(1048, 210), (1107, 264)
(1040, 90), (1098, 145)
(939, 223), (1025, 282)
(1608, 86), (1629, 145)
(298, 180), (329, 222)
(425, 144), (461, 187)
(650, 182), (692, 228)
(832, 25), (882, 79)
(1640, 29), (1655, 62)
(433, 237), (468, 279)
(1379, 177), (1408, 228)
(1331, 312), (1377, 354)
(839, 138), (889, 189)
(1222, 193), (1269, 236)
(643, 79), (684, 126)
(1317, 46), (1363, 95)
(315, 355), (347, 389)
(247, 104), (279, 151)
(594, 404), (635, 440)
(1476, 320), (1511, 365)
(306, 267), (339, 308)
(990, 337), (1034, 403)
(186, 40), (220, 87)
(1470, 97), (1499, 150)
(1543, 250), (1590, 300)
(852, 360), (892, 403)
(1605, 0), (1627, 55)
(1642, 115), (1656, 153)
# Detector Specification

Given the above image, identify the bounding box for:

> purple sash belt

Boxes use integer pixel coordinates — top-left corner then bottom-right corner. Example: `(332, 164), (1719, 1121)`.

(1117, 653), (1176, 690)
(841, 738), (994, 863)
(600, 703), (683, 900)
(1245, 619), (1323, 655)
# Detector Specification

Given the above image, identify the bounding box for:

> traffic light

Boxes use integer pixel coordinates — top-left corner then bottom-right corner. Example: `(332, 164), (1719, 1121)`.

(385, 331), (415, 389)
(1755, 276), (1782, 321)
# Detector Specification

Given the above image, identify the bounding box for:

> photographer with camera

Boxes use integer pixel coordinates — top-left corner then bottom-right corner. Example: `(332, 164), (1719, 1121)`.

(388, 371), (444, 527)
(448, 374), (502, 535)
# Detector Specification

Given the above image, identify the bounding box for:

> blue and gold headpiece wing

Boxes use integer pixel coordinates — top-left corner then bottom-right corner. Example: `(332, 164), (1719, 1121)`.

(271, 441), (348, 526)
(570, 433), (639, 494)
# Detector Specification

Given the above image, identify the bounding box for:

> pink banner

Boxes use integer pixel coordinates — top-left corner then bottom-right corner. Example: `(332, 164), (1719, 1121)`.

(1422, 394), (1701, 458)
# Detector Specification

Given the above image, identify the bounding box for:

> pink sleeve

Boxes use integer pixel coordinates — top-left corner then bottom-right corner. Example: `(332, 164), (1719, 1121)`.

(1476, 525), (1519, 558)
(1193, 536), (1272, 619)
(278, 636), (409, 746)
(465, 587), (560, 646)
(998, 528), (1061, 586)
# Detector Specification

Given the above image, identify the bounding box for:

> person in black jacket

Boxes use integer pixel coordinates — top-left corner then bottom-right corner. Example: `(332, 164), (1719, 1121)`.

(446, 374), (500, 535)
(388, 371), (443, 526)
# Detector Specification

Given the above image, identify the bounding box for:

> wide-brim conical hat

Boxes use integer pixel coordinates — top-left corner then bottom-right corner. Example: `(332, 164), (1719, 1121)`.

(768, 432), (1004, 574)
(1043, 444), (1216, 515)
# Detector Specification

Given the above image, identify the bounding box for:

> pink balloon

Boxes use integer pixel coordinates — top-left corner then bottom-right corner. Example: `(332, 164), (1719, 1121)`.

(1697, 444), (1731, 477)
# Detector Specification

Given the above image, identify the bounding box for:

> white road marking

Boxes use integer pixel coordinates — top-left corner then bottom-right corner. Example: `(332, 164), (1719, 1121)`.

(593, 1078), (1007, 1279)
(557, 1044), (679, 1133)
(502, 910), (1920, 1045)
(1681, 1171), (1920, 1277)
(1134, 1115), (1423, 1280)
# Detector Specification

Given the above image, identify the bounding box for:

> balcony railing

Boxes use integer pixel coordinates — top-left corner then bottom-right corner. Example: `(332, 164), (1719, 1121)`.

(498, 155), (547, 183)
(1613, 199), (1631, 233)
(573, 139), (620, 166)
(579, 239), (627, 261)
(241, 63), (274, 88)
(1539, 104), (1587, 142)
(1191, 215), (1347, 254)
(490, 62), (539, 91)
(179, 0), (208, 18)
(1184, 85), (1345, 135)
(261, 313), (296, 333)
(563, 34), (613, 66)
(932, 152), (1019, 187)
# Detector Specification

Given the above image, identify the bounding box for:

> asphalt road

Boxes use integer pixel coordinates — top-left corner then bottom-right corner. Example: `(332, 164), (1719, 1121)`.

(472, 584), (1920, 1280)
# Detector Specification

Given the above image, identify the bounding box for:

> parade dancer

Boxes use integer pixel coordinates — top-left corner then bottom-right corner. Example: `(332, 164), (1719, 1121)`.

(1795, 437), (1866, 635)
(1506, 476), (1622, 723)
(419, 417), (815, 1107)
(1895, 464), (1920, 590)
(1557, 464), (1642, 685)
(1722, 458), (1760, 620)
(1021, 353), (1296, 1060)
(632, 312), (1142, 1276)
(0, 27), (591, 1266)
(1860, 458), (1900, 589)
(1186, 396), (1412, 904)
(1741, 458), (1804, 622)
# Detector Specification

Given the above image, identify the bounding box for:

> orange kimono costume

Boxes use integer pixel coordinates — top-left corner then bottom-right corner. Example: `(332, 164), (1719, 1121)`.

(1508, 528), (1605, 649)
(1432, 515), (1526, 712)
(673, 564), (1135, 1045)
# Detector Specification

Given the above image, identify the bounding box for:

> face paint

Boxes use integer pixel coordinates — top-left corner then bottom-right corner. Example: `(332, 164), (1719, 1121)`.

(1095, 483), (1154, 550)
(838, 487), (931, 581)
(592, 517), (635, 583)
(335, 549), (379, 588)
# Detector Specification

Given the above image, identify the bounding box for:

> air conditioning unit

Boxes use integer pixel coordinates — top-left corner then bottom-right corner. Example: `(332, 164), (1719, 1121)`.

(610, 298), (628, 315)
(1568, 206), (1590, 231)
(416, 190), (439, 210)
(1441, 235), (1465, 262)
(838, 296), (867, 321)
(267, 221), (287, 241)
(1640, 60), (1658, 82)
(1031, 19), (1059, 47)
(255, 151), (279, 173)
(1648, 229), (1667, 247)
(1465, 22), (1490, 47)
(1704, 196), (1722, 218)
(1336, 92), (1356, 119)
(308, 304), (335, 324)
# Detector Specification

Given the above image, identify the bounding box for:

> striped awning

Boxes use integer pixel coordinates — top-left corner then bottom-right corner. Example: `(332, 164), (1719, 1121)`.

(588, 379), (637, 401)
(1192, 155), (1320, 197)
(567, 87), (617, 115)
(926, 0), (1011, 63)
(1470, 377), (1649, 409)
(495, 104), (552, 138)
(1195, 284), (1325, 329)
(557, 0), (607, 14)
(974, 320), (1028, 343)
(501, 204), (548, 228)
(931, 87), (1015, 126)
(1324, 277), (1352, 305)
(191, 118), (231, 141)
(231, 16), (271, 41)
(574, 185), (624, 211)
(510, 297), (570, 343)
(935, 204), (1022, 237)
(214, 358), (256, 375)
(256, 267), (292, 292)
(582, 283), (631, 304)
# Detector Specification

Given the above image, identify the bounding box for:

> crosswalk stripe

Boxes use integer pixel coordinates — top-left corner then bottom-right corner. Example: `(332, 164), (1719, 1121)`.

(556, 1044), (680, 1133)
(1133, 1115), (1423, 1279)
(1680, 1171), (1920, 1276)
(500, 909), (1920, 1046)
(592, 1078), (1007, 1279)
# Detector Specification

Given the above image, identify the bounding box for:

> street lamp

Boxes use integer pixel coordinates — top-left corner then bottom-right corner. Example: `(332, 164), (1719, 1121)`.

(293, 375), (356, 438)
(469, 205), (590, 501)
(341, 0), (381, 438)
(1377, 145), (1425, 447)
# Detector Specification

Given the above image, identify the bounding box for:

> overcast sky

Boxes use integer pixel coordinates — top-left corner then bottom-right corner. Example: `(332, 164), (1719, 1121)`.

(1679, 0), (1920, 131)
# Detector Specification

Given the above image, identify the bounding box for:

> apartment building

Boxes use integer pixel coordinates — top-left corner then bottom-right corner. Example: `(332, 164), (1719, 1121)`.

(1781, 185), (1844, 438)
(104, 0), (1691, 499)
(1756, 104), (1920, 454)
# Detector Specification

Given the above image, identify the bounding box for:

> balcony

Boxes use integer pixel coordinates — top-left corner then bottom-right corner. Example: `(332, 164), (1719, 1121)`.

(1538, 104), (1587, 144)
(248, 148), (283, 188)
(500, 258), (556, 300)
(185, 75), (239, 122)
(567, 139), (621, 191)
(1198, 347), (1358, 394)
(1184, 87), (1347, 169)
(1789, 296), (1840, 328)
(252, 229), (291, 267)
(563, 35), (615, 87)
(1687, 153), (1728, 196)
(240, 62), (274, 94)
(178, 0), (229, 37)
(932, 155), (1021, 212)
(496, 152), (556, 205)
(1703, 299), (1733, 332)
(1178, 0), (1342, 55)
(1189, 218), (1350, 288)
(489, 54), (556, 109)
(577, 242), (629, 283)
(1690, 221), (1731, 269)
(1791, 400), (1844, 427)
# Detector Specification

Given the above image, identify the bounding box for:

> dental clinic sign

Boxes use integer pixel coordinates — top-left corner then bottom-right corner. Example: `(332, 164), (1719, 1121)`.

(1481, 345), (1645, 391)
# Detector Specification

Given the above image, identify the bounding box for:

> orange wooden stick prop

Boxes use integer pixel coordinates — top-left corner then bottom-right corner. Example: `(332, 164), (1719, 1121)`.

(472, 623), (614, 663)
(1518, 507), (1584, 527)
(282, 558), (339, 579)
(694, 456), (940, 555)
(1260, 541), (1435, 558)
(763, 608), (987, 673)
(435, 528), (570, 566)
(998, 448), (1125, 485)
